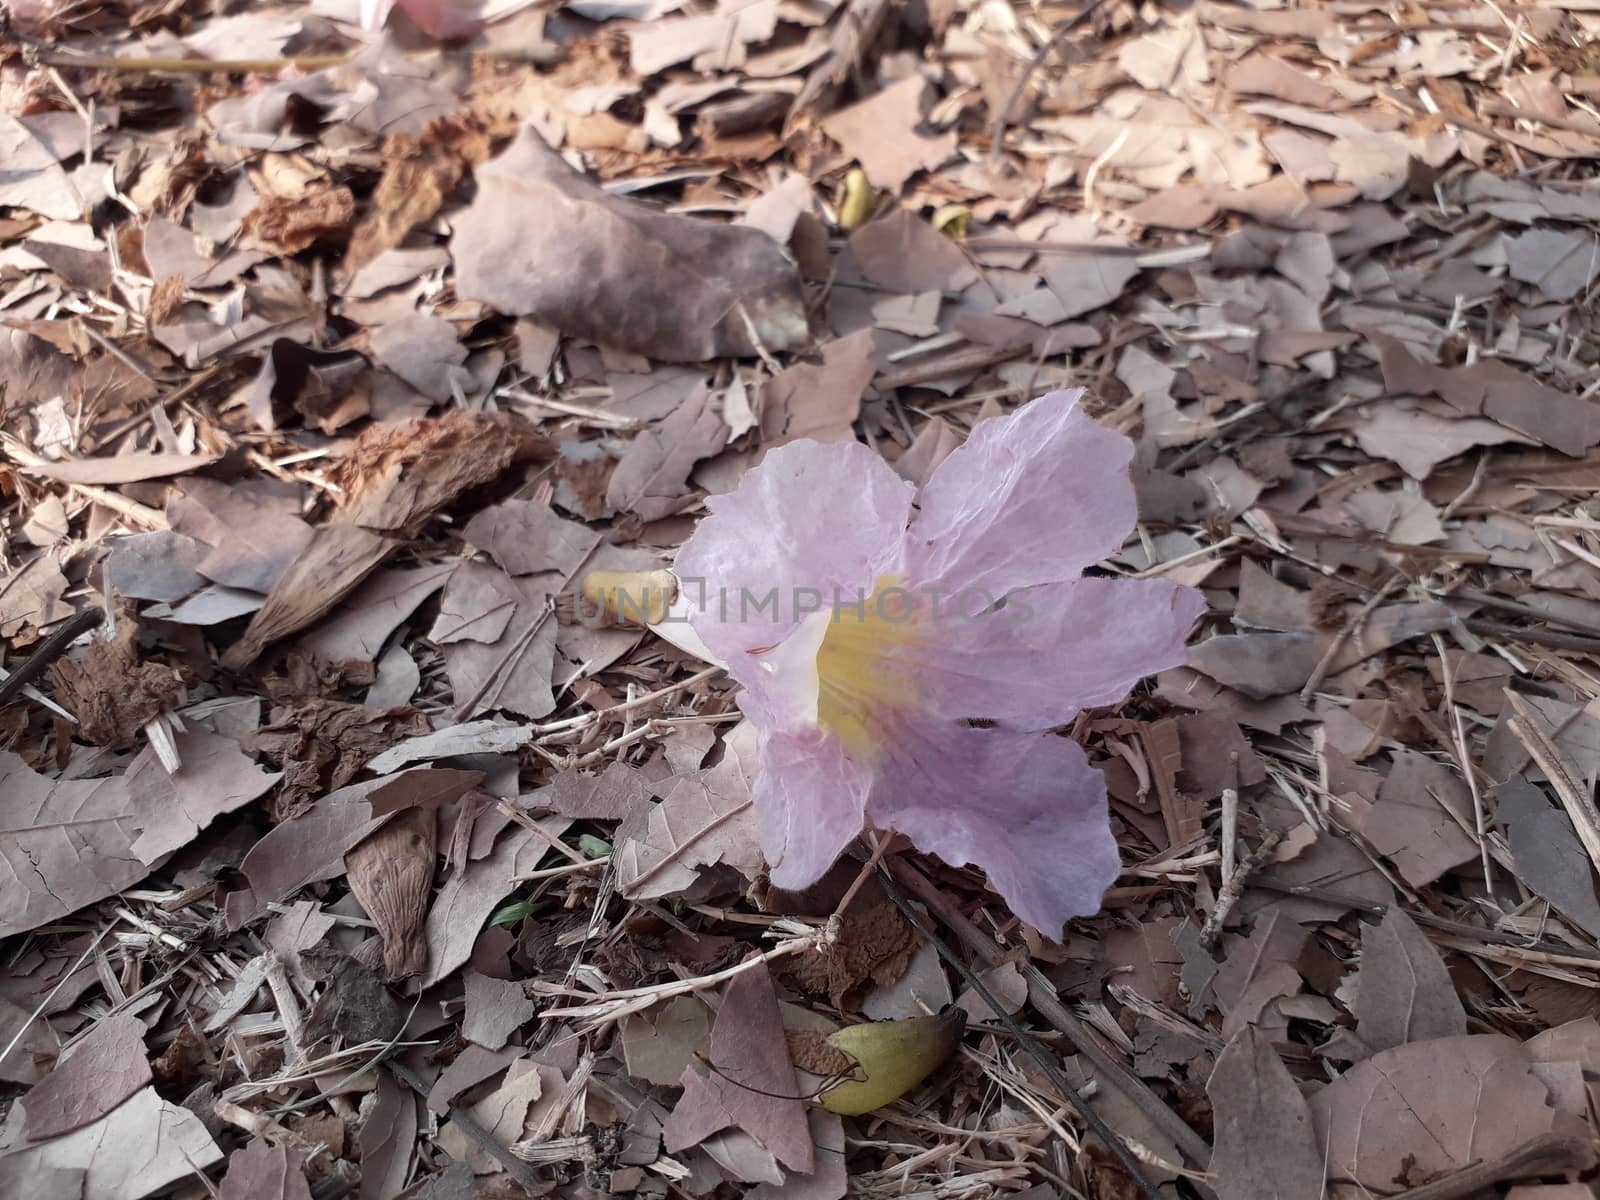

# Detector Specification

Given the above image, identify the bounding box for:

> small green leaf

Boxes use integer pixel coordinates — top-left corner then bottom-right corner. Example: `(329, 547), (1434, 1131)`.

(577, 833), (612, 858)
(489, 899), (543, 928)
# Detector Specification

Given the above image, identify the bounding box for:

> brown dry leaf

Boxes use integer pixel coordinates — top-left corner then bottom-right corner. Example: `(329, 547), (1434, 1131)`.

(302, 949), (408, 1047)
(759, 329), (876, 447)
(461, 970), (536, 1050)
(298, 562), (454, 665)
(366, 722), (531, 775)
(19, 452), (217, 486)
(423, 821), (567, 987)
(123, 731), (281, 864)
(256, 701), (430, 819)
(0, 554), (70, 644)
(1206, 1027), (1322, 1200)
(452, 125), (807, 363)
(848, 210), (976, 295)
(461, 498), (600, 578)
(427, 1044), (518, 1113)
(820, 76), (957, 192)
(239, 768), (477, 918)
(1350, 908), (1465, 1057)
(1213, 911), (1305, 1040)
(541, 760), (647, 820)
(1347, 750), (1478, 889)
(1309, 1035), (1557, 1191)
(217, 1140), (311, 1200)
(168, 477), (314, 595)
(622, 996), (712, 1087)
(435, 1057), (554, 1174)
(0, 746), (281, 938)
(21, 1013), (151, 1142)
(359, 1073), (418, 1200)
(616, 722), (762, 899)
(663, 960), (814, 1173)
(607, 381), (730, 520)
(1504, 227), (1600, 302)
(787, 896), (917, 1009)
(244, 177), (356, 256)
(49, 616), (183, 748)
(1186, 633), (1323, 699)
(1497, 775), (1600, 941)
(0, 1086), (222, 1200)
(104, 532), (208, 603)
(345, 112), (498, 275)
(224, 411), (551, 667)
(1374, 334), (1600, 458)
(437, 568), (561, 719)
(345, 807), (436, 982)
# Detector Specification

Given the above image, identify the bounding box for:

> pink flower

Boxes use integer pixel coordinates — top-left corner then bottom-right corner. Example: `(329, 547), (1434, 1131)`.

(359, 0), (484, 40)
(672, 390), (1204, 933)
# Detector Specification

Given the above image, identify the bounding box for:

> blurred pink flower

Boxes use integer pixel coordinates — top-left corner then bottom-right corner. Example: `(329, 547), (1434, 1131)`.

(360, 0), (484, 40)
(672, 389), (1204, 933)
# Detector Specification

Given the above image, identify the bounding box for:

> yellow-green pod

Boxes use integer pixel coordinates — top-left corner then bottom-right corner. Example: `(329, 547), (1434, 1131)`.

(838, 168), (878, 231)
(816, 1010), (966, 1115)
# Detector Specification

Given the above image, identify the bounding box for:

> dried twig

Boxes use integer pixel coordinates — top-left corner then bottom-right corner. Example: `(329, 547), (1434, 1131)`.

(0, 605), (103, 709)
(1385, 1132), (1597, 1200)
(986, 0), (1113, 163)
(1200, 830), (1282, 949)
(878, 861), (1174, 1200)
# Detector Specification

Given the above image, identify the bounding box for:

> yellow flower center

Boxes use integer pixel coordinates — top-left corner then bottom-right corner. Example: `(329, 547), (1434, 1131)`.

(815, 576), (924, 763)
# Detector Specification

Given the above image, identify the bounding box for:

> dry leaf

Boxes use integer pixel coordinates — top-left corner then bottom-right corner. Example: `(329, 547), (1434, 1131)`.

(607, 381), (730, 520)
(461, 970), (535, 1050)
(758, 329), (876, 447)
(452, 125), (806, 363)
(49, 616), (184, 748)
(663, 960), (814, 1172)
(1350, 908), (1466, 1056)
(21, 1014), (151, 1142)
(1206, 1027), (1323, 1200)
(19, 452), (217, 485)
(820, 76), (957, 192)
(224, 411), (551, 667)
(0, 1086), (222, 1200)
(1309, 1035), (1557, 1191)
(345, 807), (436, 981)
(218, 1140), (311, 1200)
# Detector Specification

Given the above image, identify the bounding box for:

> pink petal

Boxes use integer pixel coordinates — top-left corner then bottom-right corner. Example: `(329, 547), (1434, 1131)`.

(673, 440), (914, 666)
(919, 577), (1206, 729)
(750, 720), (873, 890)
(905, 390), (1137, 598)
(364, 0), (484, 38)
(867, 724), (1119, 932)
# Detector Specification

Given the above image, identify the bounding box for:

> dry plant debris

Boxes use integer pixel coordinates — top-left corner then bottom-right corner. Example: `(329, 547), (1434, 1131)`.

(5, 0), (1600, 1198)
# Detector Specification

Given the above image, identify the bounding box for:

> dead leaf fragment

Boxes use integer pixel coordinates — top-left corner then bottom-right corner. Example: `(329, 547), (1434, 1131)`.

(462, 970), (536, 1050)
(218, 1139), (312, 1200)
(224, 412), (551, 667)
(663, 960), (814, 1172)
(1309, 1035), (1557, 1191)
(345, 807), (437, 982)
(607, 381), (730, 520)
(49, 616), (183, 748)
(452, 125), (807, 363)
(22, 1013), (151, 1141)
(1206, 1027), (1322, 1200)
(1350, 908), (1465, 1056)
(820, 76), (957, 192)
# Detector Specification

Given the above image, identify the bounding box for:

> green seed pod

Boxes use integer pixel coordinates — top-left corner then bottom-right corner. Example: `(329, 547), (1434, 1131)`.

(816, 1009), (966, 1115)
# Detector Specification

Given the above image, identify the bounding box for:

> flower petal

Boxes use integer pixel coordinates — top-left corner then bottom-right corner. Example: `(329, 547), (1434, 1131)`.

(918, 577), (1206, 729)
(673, 440), (914, 666)
(750, 720), (873, 890)
(905, 390), (1137, 598)
(867, 724), (1119, 932)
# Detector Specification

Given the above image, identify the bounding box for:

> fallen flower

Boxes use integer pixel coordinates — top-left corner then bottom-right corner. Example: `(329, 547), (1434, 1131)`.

(671, 390), (1204, 933)
(360, 0), (484, 40)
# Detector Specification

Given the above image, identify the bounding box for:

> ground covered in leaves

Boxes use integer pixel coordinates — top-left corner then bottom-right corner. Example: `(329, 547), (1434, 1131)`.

(4, 0), (1600, 1197)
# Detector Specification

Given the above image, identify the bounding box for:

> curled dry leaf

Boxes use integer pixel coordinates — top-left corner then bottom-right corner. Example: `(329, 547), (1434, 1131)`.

(344, 806), (437, 982)
(452, 125), (807, 363)
(48, 611), (183, 747)
(223, 411), (552, 667)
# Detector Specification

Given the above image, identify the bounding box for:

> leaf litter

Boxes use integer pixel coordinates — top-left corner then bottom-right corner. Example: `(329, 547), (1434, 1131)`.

(5, 1), (1600, 1198)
